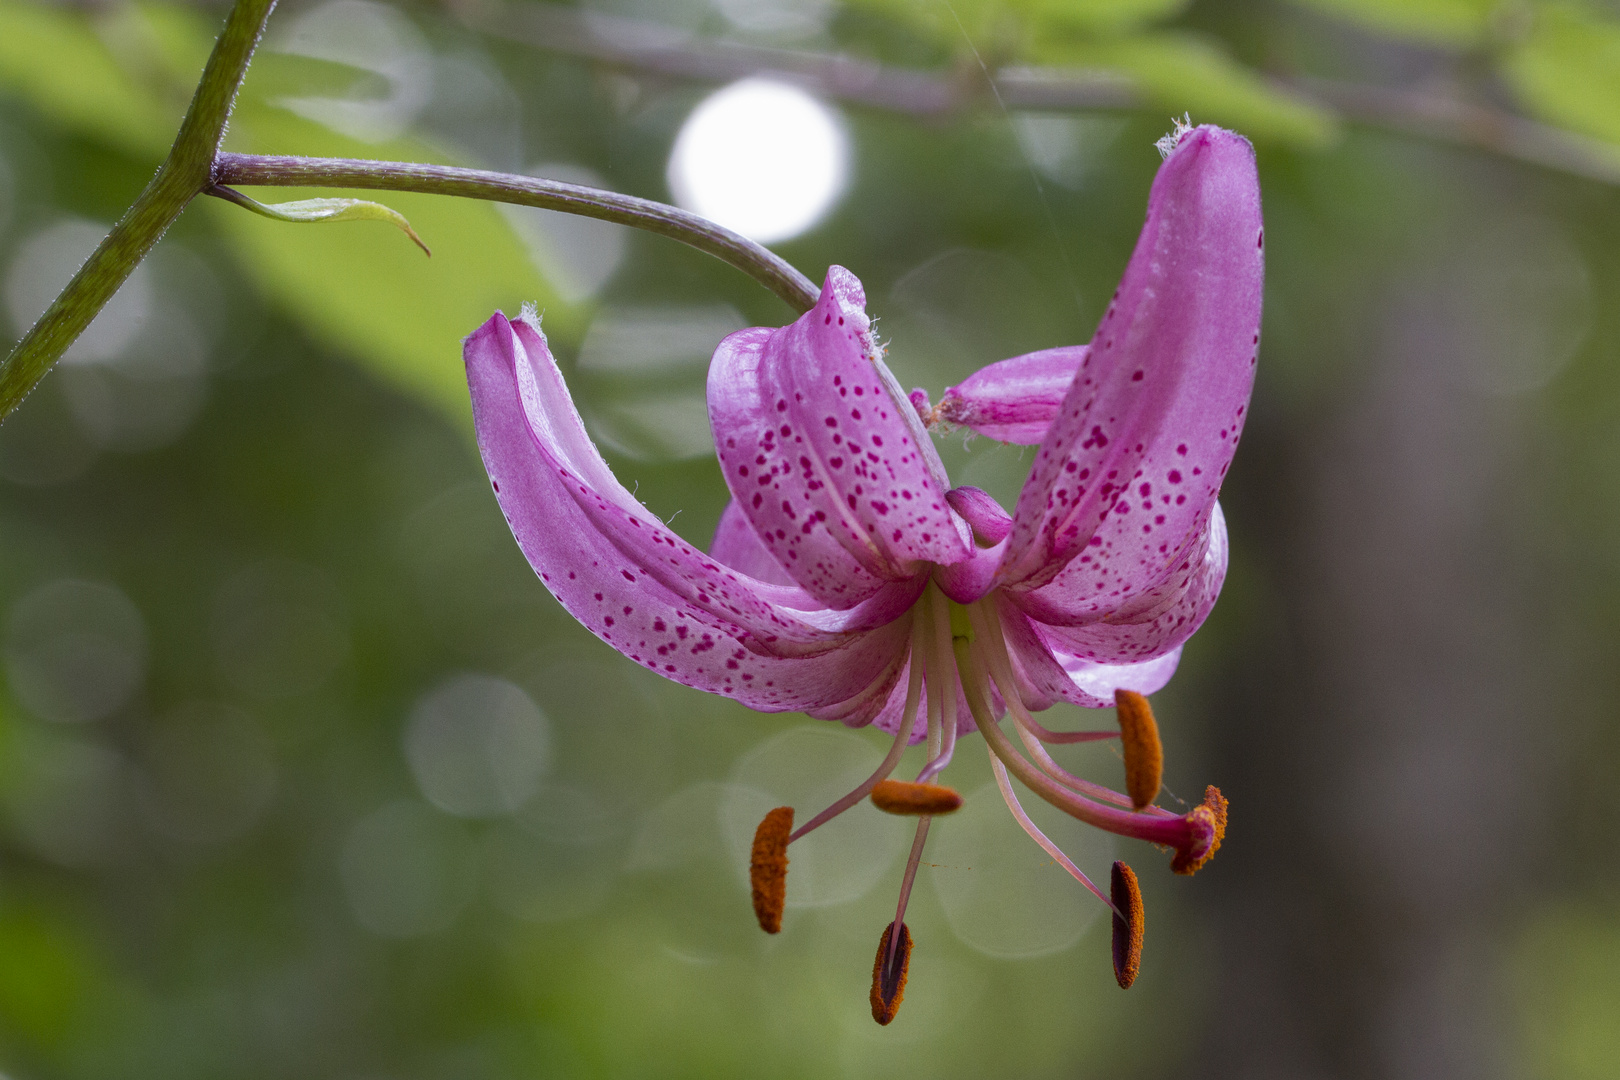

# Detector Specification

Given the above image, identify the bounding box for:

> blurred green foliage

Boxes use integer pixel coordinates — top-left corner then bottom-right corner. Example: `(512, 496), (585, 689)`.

(1290, 0), (1499, 46)
(0, 0), (574, 419)
(1515, 906), (1620, 1080)
(1503, 5), (1620, 145)
(0, 0), (1619, 1078)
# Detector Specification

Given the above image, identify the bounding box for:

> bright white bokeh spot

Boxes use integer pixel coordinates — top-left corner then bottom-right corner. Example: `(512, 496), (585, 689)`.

(667, 78), (850, 244)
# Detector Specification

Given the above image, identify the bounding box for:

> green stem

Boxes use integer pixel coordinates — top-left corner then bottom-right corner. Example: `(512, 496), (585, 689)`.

(0, 0), (277, 421)
(211, 153), (821, 314)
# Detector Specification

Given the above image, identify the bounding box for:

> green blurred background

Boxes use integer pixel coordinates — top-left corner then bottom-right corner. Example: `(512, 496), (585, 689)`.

(1, 0), (1619, 1076)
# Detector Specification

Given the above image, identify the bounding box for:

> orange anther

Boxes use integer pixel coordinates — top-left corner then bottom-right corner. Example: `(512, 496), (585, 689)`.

(1110, 861), (1144, 989)
(869, 921), (913, 1025)
(749, 806), (793, 933)
(1115, 690), (1163, 810)
(870, 779), (963, 816)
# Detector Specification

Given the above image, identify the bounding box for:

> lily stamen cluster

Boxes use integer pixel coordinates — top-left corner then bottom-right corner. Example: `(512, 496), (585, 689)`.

(748, 582), (1225, 1021)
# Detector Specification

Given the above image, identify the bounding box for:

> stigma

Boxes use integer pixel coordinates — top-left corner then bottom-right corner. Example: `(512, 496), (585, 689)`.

(745, 585), (1228, 1020)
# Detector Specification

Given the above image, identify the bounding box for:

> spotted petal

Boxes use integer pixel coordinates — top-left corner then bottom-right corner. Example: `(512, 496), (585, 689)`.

(709, 267), (970, 609)
(709, 499), (795, 586)
(466, 312), (915, 714)
(995, 595), (1183, 710)
(1017, 501), (1229, 665)
(1000, 125), (1262, 593)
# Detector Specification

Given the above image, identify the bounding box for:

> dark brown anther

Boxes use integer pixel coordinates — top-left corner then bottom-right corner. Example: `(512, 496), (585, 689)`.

(1110, 861), (1144, 989)
(870, 779), (963, 816)
(1114, 689), (1163, 810)
(869, 920), (913, 1025)
(1170, 786), (1229, 875)
(749, 806), (793, 933)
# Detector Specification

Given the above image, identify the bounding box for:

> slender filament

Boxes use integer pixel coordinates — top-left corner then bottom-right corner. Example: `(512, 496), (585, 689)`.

(971, 602), (1118, 743)
(788, 613), (926, 844)
(957, 636), (1205, 850)
(917, 588), (959, 784)
(886, 816), (932, 973)
(972, 603), (1176, 817)
(987, 746), (1114, 911)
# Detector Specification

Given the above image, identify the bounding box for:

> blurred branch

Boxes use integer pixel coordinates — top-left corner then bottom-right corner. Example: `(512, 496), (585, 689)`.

(212, 153), (822, 312)
(460, 0), (1620, 186)
(0, 0), (278, 421)
(1289, 76), (1620, 187)
(458, 0), (1137, 115)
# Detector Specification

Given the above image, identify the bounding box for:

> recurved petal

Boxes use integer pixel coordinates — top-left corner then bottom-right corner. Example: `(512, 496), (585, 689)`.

(710, 499), (795, 585)
(806, 641), (913, 728)
(709, 267), (969, 608)
(466, 312), (911, 710)
(996, 594), (1182, 710)
(1000, 125), (1262, 590)
(1017, 502), (1228, 666)
(936, 346), (1088, 445)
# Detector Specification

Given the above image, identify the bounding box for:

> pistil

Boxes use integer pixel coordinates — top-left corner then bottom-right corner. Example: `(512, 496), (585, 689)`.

(956, 632), (1224, 871)
(988, 747), (1113, 909)
(971, 602), (1175, 816)
(918, 585), (959, 783)
(748, 584), (1224, 1017)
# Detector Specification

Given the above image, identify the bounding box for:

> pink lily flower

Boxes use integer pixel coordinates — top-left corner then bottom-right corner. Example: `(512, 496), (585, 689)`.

(464, 123), (1261, 1020)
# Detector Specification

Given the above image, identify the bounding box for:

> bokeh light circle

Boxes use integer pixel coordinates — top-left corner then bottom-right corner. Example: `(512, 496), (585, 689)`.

(666, 78), (850, 244)
(722, 725), (906, 909)
(927, 780), (1113, 959)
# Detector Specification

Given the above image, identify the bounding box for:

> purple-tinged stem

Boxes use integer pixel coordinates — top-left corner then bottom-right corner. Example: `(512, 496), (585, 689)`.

(211, 153), (819, 313)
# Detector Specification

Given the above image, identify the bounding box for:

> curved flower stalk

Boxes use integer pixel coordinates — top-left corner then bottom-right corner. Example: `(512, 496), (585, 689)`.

(464, 124), (1262, 1022)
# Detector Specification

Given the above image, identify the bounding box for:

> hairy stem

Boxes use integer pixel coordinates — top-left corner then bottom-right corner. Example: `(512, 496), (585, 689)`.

(211, 153), (821, 313)
(0, 0), (278, 420)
